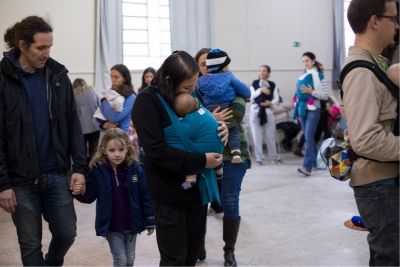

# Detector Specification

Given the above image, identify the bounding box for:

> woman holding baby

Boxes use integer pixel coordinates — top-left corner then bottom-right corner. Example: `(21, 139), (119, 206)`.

(98, 64), (136, 132)
(132, 51), (229, 266)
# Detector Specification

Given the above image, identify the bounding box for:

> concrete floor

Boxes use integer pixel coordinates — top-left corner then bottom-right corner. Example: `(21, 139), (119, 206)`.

(0, 153), (369, 266)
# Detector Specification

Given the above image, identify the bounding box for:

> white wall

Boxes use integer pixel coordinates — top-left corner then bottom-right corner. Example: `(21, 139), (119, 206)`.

(210, 0), (334, 102)
(0, 0), (96, 86)
(0, 0), (334, 99)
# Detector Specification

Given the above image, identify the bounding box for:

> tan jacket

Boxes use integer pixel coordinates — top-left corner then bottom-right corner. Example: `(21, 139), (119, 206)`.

(342, 46), (399, 186)
(272, 101), (293, 124)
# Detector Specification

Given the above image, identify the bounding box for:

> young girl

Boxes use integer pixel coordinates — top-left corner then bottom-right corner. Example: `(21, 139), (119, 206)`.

(74, 128), (155, 266)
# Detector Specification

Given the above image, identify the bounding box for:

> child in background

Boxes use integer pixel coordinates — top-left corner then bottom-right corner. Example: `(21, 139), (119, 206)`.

(197, 48), (251, 163)
(325, 98), (347, 139)
(172, 93), (223, 189)
(74, 128), (155, 266)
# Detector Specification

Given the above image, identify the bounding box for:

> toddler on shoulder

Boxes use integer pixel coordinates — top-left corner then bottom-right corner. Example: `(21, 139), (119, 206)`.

(197, 48), (251, 163)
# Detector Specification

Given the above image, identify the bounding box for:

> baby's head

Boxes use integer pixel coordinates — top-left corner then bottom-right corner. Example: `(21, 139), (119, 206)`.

(173, 93), (199, 117)
(387, 63), (399, 87)
(206, 48), (231, 74)
(260, 80), (269, 87)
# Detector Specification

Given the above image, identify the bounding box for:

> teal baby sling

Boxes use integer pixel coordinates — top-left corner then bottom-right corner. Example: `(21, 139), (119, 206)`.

(293, 73), (314, 119)
(156, 93), (224, 205)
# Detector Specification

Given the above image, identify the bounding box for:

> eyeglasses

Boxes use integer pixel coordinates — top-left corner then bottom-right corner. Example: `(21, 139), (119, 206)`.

(378, 15), (399, 24)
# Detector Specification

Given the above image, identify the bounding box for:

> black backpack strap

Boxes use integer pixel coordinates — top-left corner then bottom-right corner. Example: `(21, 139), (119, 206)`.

(339, 60), (399, 100)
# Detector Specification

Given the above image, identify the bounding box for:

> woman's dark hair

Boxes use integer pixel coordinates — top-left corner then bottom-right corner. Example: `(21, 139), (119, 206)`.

(154, 50), (199, 107)
(194, 48), (211, 63)
(302, 51), (323, 72)
(348, 0), (395, 34)
(111, 64), (135, 97)
(260, 65), (271, 73)
(138, 67), (156, 94)
(4, 16), (53, 57)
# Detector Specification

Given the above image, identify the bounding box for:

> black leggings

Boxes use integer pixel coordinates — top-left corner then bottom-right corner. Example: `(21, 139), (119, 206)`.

(154, 203), (207, 266)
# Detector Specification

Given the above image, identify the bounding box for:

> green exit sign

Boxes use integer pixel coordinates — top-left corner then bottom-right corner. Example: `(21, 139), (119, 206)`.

(293, 41), (301, 47)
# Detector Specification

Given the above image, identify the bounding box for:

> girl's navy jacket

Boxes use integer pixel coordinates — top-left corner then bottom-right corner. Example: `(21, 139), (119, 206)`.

(75, 161), (155, 236)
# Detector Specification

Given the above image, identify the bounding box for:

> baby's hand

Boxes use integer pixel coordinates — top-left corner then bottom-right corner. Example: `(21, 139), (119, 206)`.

(111, 104), (119, 112)
(146, 228), (155, 236)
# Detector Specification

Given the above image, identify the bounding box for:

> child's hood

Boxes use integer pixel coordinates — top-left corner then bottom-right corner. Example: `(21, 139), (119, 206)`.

(197, 71), (234, 97)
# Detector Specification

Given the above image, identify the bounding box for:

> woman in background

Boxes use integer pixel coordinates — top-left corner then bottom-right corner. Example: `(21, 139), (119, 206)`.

(194, 48), (233, 262)
(294, 52), (328, 176)
(99, 64), (136, 132)
(249, 65), (283, 165)
(72, 78), (100, 163)
(138, 67), (156, 94)
(194, 48), (210, 76)
(194, 48), (250, 266)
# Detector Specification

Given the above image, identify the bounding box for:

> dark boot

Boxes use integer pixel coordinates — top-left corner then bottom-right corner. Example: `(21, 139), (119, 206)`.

(198, 245), (206, 261)
(223, 217), (241, 266)
(198, 205), (207, 261)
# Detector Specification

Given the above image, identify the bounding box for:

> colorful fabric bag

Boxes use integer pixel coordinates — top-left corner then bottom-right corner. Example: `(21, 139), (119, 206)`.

(320, 138), (358, 181)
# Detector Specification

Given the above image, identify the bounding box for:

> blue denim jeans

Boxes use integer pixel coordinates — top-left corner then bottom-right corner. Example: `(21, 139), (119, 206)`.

(221, 160), (249, 220)
(106, 232), (137, 266)
(11, 172), (77, 266)
(353, 183), (399, 266)
(299, 109), (321, 172)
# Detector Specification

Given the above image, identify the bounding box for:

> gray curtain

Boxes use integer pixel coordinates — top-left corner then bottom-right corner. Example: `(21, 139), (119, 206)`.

(170, 0), (211, 56)
(332, 0), (345, 89)
(94, 0), (123, 92)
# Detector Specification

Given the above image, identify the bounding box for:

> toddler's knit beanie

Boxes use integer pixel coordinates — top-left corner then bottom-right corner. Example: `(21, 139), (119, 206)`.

(206, 48), (231, 73)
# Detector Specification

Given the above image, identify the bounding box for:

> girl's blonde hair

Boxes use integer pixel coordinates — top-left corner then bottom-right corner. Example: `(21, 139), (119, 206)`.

(89, 128), (136, 168)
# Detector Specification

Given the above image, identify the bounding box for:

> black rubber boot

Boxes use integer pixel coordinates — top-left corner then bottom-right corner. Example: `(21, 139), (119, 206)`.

(223, 217), (241, 266)
(198, 245), (206, 261)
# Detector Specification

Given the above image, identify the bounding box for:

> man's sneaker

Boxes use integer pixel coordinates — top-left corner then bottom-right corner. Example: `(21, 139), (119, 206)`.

(256, 160), (263, 166)
(297, 167), (311, 176)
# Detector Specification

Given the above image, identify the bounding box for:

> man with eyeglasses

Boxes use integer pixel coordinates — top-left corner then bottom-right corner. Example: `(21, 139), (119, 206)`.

(343, 0), (399, 266)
